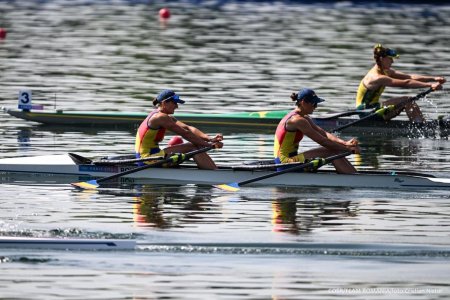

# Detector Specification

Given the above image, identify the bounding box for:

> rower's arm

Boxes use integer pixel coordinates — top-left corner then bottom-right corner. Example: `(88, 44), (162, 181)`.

(296, 118), (355, 153)
(178, 122), (223, 143)
(307, 117), (350, 145)
(183, 123), (215, 141)
(389, 69), (445, 85)
(159, 116), (212, 147)
(390, 69), (445, 83)
(377, 74), (438, 89)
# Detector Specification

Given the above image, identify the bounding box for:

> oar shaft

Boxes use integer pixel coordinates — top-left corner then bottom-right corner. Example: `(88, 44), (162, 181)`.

(332, 110), (383, 132)
(237, 151), (351, 187)
(412, 88), (433, 100)
(318, 108), (375, 120)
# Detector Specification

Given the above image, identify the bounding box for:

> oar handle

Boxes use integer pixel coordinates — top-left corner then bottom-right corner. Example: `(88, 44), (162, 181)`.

(237, 151), (352, 187)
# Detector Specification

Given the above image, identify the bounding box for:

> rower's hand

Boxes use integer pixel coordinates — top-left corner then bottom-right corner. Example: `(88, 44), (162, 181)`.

(212, 141), (224, 149)
(431, 82), (443, 91)
(435, 76), (446, 84)
(210, 134), (224, 143)
(348, 144), (361, 155)
(346, 138), (359, 147)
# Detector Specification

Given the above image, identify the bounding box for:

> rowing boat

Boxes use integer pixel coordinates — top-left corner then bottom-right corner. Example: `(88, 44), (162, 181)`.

(0, 237), (136, 250)
(3, 107), (449, 136)
(1, 237), (449, 255)
(3, 107), (285, 128)
(0, 153), (449, 189)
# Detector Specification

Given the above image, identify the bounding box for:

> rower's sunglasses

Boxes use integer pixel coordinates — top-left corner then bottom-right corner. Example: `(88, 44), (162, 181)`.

(300, 100), (318, 108)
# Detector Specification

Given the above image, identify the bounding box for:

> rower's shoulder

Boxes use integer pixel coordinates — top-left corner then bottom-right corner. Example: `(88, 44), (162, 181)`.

(150, 110), (174, 120)
(364, 70), (391, 88)
(289, 114), (312, 127)
(148, 111), (176, 127)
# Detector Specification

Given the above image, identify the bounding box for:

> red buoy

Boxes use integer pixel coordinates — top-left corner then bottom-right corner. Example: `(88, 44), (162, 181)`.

(159, 8), (171, 19)
(168, 136), (183, 146)
(0, 28), (7, 39)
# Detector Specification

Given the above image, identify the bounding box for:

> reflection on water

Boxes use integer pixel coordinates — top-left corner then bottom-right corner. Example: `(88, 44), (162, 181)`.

(127, 184), (358, 235)
(131, 184), (216, 229)
(267, 196), (355, 235)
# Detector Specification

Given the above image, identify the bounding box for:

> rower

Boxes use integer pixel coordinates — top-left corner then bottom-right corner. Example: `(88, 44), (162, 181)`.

(135, 89), (223, 170)
(355, 44), (446, 122)
(274, 88), (360, 174)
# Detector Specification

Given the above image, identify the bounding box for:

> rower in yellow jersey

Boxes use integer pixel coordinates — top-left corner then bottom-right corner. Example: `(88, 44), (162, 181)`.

(356, 44), (445, 122)
(274, 88), (360, 174)
(135, 89), (223, 170)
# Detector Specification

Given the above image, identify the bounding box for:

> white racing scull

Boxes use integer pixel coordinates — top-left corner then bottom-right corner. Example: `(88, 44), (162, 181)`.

(0, 153), (449, 190)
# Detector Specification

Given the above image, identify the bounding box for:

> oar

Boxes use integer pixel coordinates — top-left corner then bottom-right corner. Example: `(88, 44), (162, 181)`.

(332, 88), (433, 132)
(317, 108), (375, 120)
(215, 151), (352, 192)
(71, 146), (214, 189)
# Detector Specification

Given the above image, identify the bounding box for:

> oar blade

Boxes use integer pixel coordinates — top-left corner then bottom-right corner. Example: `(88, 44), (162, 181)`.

(214, 182), (240, 192)
(71, 179), (100, 190)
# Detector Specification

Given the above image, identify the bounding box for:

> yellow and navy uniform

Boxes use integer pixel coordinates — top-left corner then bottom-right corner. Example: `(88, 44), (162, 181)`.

(135, 109), (167, 164)
(355, 80), (384, 110)
(273, 110), (305, 164)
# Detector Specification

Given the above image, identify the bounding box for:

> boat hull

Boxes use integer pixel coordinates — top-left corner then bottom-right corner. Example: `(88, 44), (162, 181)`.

(0, 154), (449, 189)
(4, 108), (449, 136)
(4, 108), (285, 129)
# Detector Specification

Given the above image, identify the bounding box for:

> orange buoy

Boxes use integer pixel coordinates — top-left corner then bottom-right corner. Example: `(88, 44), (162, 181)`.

(0, 28), (7, 39)
(168, 136), (183, 146)
(159, 8), (171, 19)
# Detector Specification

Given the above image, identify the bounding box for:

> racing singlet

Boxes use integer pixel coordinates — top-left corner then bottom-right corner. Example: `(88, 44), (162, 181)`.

(135, 109), (166, 159)
(273, 110), (304, 164)
(355, 80), (384, 110)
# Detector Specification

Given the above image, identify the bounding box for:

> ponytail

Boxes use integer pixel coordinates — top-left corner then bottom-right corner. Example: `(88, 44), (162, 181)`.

(290, 92), (298, 102)
(374, 43), (386, 72)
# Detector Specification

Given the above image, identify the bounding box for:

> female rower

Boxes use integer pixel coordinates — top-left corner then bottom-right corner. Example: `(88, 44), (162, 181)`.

(274, 88), (360, 174)
(135, 89), (223, 170)
(356, 44), (446, 122)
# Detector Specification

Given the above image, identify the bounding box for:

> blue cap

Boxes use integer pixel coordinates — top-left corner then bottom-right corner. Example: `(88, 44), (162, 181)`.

(156, 89), (185, 104)
(296, 88), (325, 104)
(384, 48), (399, 58)
(374, 44), (399, 59)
